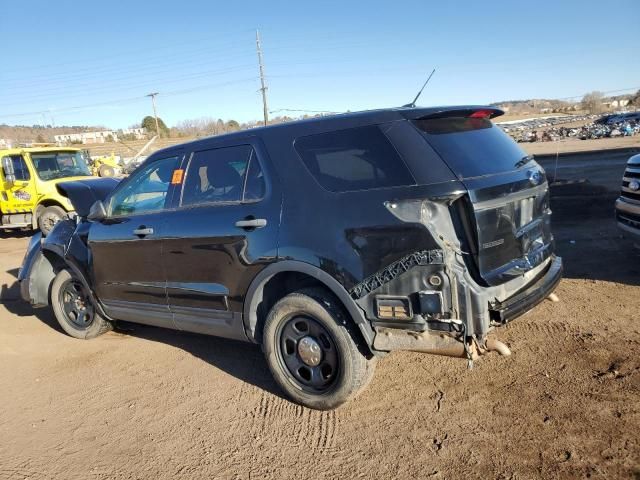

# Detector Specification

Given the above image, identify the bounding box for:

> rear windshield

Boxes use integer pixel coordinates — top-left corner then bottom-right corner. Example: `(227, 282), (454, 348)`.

(413, 117), (528, 178)
(294, 125), (415, 192)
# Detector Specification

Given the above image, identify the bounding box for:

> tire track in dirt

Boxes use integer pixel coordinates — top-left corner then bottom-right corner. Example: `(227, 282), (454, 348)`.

(247, 390), (338, 451)
(502, 318), (574, 341)
(0, 462), (47, 480)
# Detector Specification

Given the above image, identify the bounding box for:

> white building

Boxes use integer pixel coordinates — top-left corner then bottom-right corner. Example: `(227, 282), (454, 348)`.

(54, 130), (117, 145)
(54, 127), (147, 145)
(603, 99), (630, 109)
(119, 127), (146, 139)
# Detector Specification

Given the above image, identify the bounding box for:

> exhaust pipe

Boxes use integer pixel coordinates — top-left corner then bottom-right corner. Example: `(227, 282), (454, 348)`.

(485, 338), (511, 356)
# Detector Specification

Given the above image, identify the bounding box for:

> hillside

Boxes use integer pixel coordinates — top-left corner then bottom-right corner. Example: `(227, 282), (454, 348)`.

(0, 124), (105, 144)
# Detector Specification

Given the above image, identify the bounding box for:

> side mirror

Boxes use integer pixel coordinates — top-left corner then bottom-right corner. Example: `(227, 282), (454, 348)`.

(1, 156), (16, 185)
(87, 200), (107, 221)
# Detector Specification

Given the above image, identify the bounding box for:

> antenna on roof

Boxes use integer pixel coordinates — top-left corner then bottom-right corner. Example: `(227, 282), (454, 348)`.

(403, 68), (436, 108)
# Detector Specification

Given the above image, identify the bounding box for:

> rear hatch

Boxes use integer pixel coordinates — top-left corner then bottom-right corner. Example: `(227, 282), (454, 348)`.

(411, 109), (553, 286)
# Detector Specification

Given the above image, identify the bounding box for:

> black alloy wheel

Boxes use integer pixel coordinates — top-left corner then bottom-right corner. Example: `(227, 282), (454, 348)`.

(262, 289), (375, 410)
(50, 269), (113, 339)
(59, 277), (95, 329)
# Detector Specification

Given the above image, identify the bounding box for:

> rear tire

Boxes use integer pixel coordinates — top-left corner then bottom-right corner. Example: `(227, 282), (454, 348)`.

(98, 165), (115, 177)
(263, 288), (375, 410)
(38, 206), (65, 236)
(50, 269), (112, 339)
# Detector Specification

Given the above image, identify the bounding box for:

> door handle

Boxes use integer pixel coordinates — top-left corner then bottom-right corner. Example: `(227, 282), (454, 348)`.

(235, 218), (267, 229)
(133, 227), (154, 236)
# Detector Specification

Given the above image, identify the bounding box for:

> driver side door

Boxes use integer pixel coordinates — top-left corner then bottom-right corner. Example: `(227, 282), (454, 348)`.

(0, 155), (35, 224)
(88, 153), (182, 328)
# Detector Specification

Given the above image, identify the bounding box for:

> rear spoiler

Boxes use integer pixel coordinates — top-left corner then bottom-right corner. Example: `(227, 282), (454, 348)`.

(419, 108), (504, 120)
(402, 106), (504, 121)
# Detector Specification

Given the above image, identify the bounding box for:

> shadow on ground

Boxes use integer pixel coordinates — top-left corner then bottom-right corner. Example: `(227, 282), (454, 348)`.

(116, 320), (285, 399)
(1, 277), (285, 400)
(0, 230), (32, 240)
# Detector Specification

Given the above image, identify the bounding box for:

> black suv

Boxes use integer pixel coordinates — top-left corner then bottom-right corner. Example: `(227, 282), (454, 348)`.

(20, 106), (562, 410)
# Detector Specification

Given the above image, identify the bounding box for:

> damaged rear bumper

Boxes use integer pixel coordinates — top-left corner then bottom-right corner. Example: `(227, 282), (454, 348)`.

(370, 254), (562, 355)
(489, 255), (562, 323)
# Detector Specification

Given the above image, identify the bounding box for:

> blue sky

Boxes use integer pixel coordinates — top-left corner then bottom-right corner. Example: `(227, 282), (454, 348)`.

(2, 0), (638, 129)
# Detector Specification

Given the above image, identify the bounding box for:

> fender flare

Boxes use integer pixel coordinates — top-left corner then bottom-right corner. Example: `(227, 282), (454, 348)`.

(40, 246), (111, 320)
(243, 260), (376, 351)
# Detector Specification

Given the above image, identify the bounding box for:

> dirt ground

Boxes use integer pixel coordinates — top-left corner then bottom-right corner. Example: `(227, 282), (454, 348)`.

(1, 152), (639, 479)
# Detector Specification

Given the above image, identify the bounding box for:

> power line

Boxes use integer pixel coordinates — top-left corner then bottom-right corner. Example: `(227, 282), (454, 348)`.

(0, 78), (259, 120)
(1, 37), (374, 86)
(0, 67), (260, 107)
(554, 86), (640, 100)
(1, 52), (257, 92)
(1, 30), (257, 76)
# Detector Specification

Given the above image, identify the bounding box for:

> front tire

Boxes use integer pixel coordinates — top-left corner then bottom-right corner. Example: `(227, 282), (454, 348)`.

(50, 269), (112, 339)
(38, 206), (65, 236)
(263, 289), (375, 410)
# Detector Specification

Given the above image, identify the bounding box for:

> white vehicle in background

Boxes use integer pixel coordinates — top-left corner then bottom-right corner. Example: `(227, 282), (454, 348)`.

(616, 153), (640, 245)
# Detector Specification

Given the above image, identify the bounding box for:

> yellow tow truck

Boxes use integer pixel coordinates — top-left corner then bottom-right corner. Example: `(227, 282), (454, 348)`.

(0, 146), (96, 235)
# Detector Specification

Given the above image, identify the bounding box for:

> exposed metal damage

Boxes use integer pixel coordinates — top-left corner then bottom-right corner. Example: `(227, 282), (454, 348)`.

(349, 248), (445, 299)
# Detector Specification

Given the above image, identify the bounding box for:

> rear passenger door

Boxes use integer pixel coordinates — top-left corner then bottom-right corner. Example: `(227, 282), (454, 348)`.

(162, 139), (280, 340)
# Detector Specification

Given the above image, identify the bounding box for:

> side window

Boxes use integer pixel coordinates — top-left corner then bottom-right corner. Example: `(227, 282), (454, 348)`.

(243, 149), (266, 201)
(108, 156), (179, 217)
(294, 125), (414, 192)
(181, 145), (265, 206)
(11, 156), (30, 181)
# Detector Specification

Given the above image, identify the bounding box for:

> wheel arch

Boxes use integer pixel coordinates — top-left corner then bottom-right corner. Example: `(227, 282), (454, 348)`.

(243, 261), (376, 354)
(33, 198), (70, 229)
(38, 247), (111, 320)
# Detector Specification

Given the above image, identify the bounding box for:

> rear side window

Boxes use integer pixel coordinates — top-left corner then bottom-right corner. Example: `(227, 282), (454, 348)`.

(413, 117), (528, 179)
(181, 145), (265, 206)
(294, 126), (414, 192)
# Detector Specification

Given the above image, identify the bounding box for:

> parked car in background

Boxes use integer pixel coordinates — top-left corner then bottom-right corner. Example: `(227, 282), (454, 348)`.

(615, 153), (640, 243)
(1, 147), (96, 235)
(19, 106), (562, 409)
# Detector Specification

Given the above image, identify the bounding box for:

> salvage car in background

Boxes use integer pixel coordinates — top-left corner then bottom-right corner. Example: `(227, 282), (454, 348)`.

(19, 106), (562, 409)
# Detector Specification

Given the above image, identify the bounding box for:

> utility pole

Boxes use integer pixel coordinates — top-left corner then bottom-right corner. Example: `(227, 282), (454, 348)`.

(146, 92), (160, 136)
(255, 30), (269, 126)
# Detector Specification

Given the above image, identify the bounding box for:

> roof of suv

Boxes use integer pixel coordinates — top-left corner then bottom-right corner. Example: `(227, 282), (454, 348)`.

(152, 105), (504, 157)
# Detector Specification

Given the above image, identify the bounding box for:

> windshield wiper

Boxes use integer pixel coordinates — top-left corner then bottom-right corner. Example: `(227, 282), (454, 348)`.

(514, 155), (533, 169)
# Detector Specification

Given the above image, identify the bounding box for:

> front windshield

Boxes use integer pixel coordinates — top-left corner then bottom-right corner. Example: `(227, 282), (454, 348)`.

(30, 151), (92, 181)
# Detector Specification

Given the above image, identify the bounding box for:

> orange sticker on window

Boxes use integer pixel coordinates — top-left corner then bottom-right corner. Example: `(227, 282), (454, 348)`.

(171, 169), (184, 184)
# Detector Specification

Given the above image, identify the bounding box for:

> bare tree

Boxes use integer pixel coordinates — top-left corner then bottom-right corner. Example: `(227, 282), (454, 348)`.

(581, 91), (604, 114)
